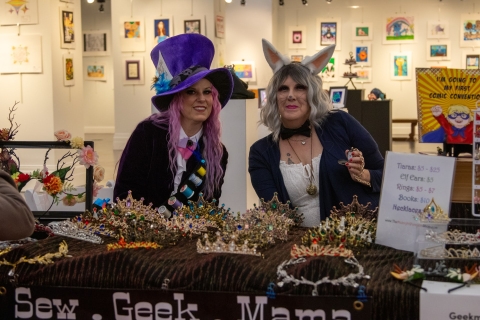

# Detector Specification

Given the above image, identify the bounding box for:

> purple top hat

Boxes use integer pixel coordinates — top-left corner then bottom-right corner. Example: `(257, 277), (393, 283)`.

(150, 34), (233, 111)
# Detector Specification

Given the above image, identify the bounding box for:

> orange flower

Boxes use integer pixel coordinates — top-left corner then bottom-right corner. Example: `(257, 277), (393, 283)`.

(358, 50), (367, 61)
(43, 175), (63, 196)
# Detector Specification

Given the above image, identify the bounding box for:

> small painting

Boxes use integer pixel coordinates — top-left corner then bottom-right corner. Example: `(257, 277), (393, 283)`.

(391, 51), (412, 80)
(0, 0), (38, 25)
(384, 16), (415, 44)
(466, 54), (480, 70)
(329, 86), (348, 109)
(352, 23), (373, 41)
(316, 18), (341, 50)
(60, 7), (75, 49)
(85, 64), (106, 81)
(0, 35), (43, 73)
(426, 41), (450, 61)
(215, 15), (225, 38)
(258, 88), (267, 109)
(321, 22), (337, 46)
(122, 57), (144, 85)
(153, 18), (171, 45)
(354, 44), (371, 66)
(83, 30), (109, 56)
(184, 19), (201, 34)
(353, 68), (372, 83)
(460, 15), (480, 47)
(320, 56), (337, 82)
(120, 17), (145, 52)
(231, 61), (256, 82)
(290, 55), (303, 62)
(288, 26), (307, 49)
(427, 20), (449, 39)
(63, 54), (74, 86)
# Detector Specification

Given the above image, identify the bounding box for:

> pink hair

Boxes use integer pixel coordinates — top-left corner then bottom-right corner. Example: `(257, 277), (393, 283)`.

(150, 86), (224, 200)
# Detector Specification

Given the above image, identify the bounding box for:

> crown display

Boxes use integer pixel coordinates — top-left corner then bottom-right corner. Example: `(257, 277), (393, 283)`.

(48, 220), (103, 244)
(197, 232), (262, 256)
(291, 243), (353, 259)
(417, 198), (450, 223)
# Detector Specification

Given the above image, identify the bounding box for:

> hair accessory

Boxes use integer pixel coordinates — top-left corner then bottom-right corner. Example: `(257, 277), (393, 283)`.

(197, 232), (262, 256)
(48, 220), (104, 244)
(391, 264), (428, 292)
(258, 192), (304, 226)
(446, 265), (479, 293)
(420, 246), (480, 259)
(425, 229), (480, 244)
(277, 256), (369, 296)
(162, 279), (170, 290)
(280, 120), (311, 140)
(416, 198), (450, 223)
(107, 237), (161, 250)
(262, 38), (335, 75)
(150, 34), (233, 111)
(291, 243), (353, 258)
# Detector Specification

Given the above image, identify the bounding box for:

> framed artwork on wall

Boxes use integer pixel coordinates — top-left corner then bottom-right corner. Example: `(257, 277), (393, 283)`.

(215, 14), (225, 38)
(59, 7), (75, 49)
(122, 57), (144, 85)
(287, 25), (307, 49)
(353, 43), (371, 66)
(426, 41), (450, 61)
(427, 20), (449, 39)
(120, 17), (145, 52)
(63, 54), (74, 86)
(0, 35), (43, 74)
(460, 14), (480, 48)
(383, 16), (415, 44)
(290, 54), (304, 62)
(83, 30), (110, 56)
(0, 0), (38, 25)
(329, 86), (348, 109)
(461, 51), (480, 69)
(84, 63), (107, 82)
(184, 18), (202, 34)
(153, 17), (172, 47)
(353, 68), (372, 83)
(257, 88), (267, 109)
(231, 61), (256, 82)
(319, 55), (337, 82)
(352, 23), (373, 41)
(316, 18), (341, 50)
(390, 51), (412, 80)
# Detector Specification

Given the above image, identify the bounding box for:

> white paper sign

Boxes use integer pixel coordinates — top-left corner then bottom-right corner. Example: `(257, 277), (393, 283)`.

(376, 152), (456, 252)
(420, 280), (480, 320)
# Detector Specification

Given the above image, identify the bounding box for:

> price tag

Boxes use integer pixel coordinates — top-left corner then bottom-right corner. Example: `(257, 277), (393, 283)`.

(376, 151), (456, 252)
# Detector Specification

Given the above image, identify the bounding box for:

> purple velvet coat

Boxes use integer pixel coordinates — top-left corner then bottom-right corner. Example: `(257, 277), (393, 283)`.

(114, 118), (228, 208)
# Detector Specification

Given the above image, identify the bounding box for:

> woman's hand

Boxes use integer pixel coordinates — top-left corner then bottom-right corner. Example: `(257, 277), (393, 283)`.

(345, 148), (371, 187)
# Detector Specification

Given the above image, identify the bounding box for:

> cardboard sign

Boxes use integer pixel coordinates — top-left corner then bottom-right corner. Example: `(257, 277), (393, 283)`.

(420, 281), (480, 320)
(376, 151), (456, 252)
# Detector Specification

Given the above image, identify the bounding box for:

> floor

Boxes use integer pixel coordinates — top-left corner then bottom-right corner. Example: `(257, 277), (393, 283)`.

(85, 133), (444, 188)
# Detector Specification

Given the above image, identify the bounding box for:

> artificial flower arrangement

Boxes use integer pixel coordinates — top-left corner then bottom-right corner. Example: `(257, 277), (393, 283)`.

(0, 102), (104, 208)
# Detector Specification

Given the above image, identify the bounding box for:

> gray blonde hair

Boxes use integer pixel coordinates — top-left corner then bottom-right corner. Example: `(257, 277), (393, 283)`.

(259, 63), (332, 142)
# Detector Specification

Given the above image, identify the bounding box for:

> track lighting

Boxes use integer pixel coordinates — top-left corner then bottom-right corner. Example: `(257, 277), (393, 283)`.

(279, 0), (284, 5)
(240, 0), (246, 5)
(326, 0), (333, 3)
(225, 0), (232, 3)
(302, 0), (308, 5)
(99, 4), (104, 12)
(87, 0), (94, 3)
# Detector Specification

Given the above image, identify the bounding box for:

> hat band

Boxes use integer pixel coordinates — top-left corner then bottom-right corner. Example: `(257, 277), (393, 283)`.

(170, 65), (208, 89)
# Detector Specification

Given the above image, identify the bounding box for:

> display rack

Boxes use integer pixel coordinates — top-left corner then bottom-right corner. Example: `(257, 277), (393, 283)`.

(343, 52), (359, 89)
(472, 101), (480, 217)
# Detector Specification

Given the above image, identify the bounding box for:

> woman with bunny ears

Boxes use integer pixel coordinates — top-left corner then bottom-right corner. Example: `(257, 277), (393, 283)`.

(248, 40), (384, 226)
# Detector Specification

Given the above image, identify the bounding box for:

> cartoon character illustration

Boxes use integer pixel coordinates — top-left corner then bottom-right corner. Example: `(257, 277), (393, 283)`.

(423, 104), (473, 144)
(389, 21), (409, 37)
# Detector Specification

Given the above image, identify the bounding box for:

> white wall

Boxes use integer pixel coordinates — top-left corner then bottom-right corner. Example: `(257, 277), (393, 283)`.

(274, 0), (480, 137)
(82, 0), (115, 134)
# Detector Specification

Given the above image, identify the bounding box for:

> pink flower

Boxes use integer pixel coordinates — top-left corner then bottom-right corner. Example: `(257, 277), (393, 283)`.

(54, 130), (72, 141)
(92, 182), (103, 197)
(78, 145), (99, 169)
(93, 165), (105, 182)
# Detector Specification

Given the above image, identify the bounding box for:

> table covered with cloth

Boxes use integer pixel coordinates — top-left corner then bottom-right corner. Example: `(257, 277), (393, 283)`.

(0, 229), (450, 320)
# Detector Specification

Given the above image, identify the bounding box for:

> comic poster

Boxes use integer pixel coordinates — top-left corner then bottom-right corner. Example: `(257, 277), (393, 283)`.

(416, 68), (480, 144)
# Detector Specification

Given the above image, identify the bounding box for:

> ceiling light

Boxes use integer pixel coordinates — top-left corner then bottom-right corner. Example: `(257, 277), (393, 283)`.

(302, 0), (308, 5)
(99, 4), (104, 12)
(350, 5), (359, 8)
(279, 0), (284, 5)
(326, 0), (332, 3)
(87, 0), (94, 3)
(240, 0), (246, 5)
(225, 0), (232, 3)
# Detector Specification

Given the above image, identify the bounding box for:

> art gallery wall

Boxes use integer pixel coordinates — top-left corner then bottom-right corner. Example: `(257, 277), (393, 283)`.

(0, 0), (84, 170)
(82, 0), (115, 134)
(275, 0), (479, 138)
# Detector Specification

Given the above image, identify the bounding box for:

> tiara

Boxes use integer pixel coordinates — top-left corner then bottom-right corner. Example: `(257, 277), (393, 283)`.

(416, 198), (450, 223)
(258, 192), (304, 226)
(425, 229), (480, 245)
(175, 193), (229, 229)
(291, 242), (354, 259)
(196, 232), (262, 257)
(277, 256), (370, 295)
(420, 245), (480, 259)
(48, 220), (103, 244)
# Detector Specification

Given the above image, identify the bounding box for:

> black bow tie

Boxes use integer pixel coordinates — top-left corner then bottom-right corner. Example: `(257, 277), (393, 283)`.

(280, 120), (311, 140)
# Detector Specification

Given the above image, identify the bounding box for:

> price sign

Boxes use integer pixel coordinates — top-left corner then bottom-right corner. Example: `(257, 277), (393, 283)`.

(376, 151), (456, 252)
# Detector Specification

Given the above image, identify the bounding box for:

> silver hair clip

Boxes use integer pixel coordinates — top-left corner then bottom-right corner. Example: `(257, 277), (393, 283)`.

(425, 229), (480, 245)
(48, 220), (103, 244)
(420, 245), (480, 259)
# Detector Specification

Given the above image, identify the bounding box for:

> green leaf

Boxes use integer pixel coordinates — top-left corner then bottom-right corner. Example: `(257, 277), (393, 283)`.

(51, 166), (71, 181)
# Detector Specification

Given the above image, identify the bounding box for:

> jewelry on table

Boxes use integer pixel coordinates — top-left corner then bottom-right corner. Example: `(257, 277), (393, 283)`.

(286, 131), (317, 196)
(349, 148), (371, 187)
(425, 229), (480, 245)
(415, 198), (450, 223)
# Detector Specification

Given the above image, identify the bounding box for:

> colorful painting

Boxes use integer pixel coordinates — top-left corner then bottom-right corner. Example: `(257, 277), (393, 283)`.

(124, 21), (141, 38)
(184, 19), (201, 34)
(466, 54), (480, 70)
(354, 44), (371, 66)
(288, 25), (307, 49)
(460, 15), (480, 47)
(384, 16), (415, 44)
(0, 35), (42, 73)
(352, 23), (373, 41)
(353, 68), (372, 83)
(153, 18), (171, 44)
(329, 86), (347, 108)
(316, 18), (341, 50)
(0, 0), (38, 25)
(290, 55), (303, 62)
(416, 68), (480, 144)
(231, 61), (256, 82)
(320, 56), (337, 82)
(86, 65), (105, 80)
(321, 22), (337, 46)
(120, 17), (145, 52)
(390, 52), (412, 80)
(427, 20), (449, 39)
(60, 7), (75, 49)
(83, 30), (109, 56)
(426, 41), (450, 61)
(63, 54), (74, 86)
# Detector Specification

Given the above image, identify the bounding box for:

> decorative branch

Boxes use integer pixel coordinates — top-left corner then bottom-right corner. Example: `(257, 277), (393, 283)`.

(7, 101), (20, 140)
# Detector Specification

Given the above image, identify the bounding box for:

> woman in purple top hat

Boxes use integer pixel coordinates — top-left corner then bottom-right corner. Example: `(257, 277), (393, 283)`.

(114, 34), (233, 217)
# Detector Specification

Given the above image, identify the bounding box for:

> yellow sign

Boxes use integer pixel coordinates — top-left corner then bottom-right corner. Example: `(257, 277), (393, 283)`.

(416, 68), (480, 144)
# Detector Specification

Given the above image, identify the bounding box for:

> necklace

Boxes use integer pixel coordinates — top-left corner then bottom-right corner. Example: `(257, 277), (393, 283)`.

(288, 136), (309, 145)
(286, 133), (318, 196)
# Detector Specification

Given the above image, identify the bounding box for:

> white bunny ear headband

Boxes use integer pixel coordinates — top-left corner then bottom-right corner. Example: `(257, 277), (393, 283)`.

(262, 39), (335, 75)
